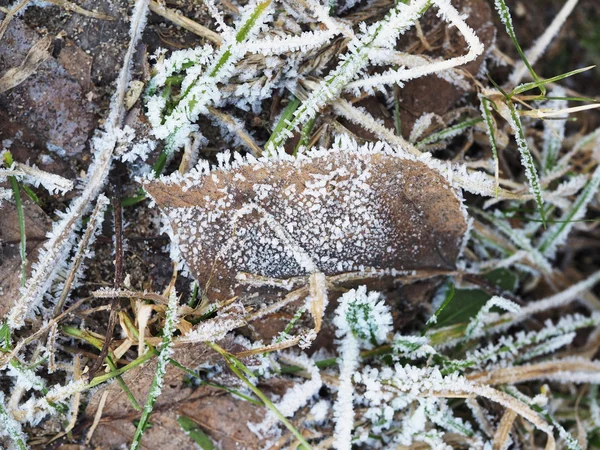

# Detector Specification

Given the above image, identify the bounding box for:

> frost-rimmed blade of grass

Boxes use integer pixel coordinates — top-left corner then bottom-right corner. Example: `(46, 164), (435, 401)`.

(511, 65), (595, 97)
(207, 342), (313, 450)
(3, 151), (27, 287)
(422, 283), (454, 335)
(130, 289), (179, 450)
(473, 208), (551, 273)
(0, 392), (28, 450)
(478, 97), (500, 195)
(416, 117), (482, 149)
(264, 95), (301, 152)
(506, 101), (546, 226)
(541, 88), (567, 175)
(537, 165), (600, 258)
(494, 0), (543, 94)
(266, 0), (433, 151)
(149, 0), (273, 152)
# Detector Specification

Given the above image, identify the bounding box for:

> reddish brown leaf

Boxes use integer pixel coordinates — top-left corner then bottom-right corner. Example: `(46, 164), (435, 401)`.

(144, 142), (468, 303)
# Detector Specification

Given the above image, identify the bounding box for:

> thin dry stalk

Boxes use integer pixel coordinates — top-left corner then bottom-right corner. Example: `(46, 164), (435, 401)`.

(0, 34), (53, 93)
(493, 408), (518, 450)
(85, 390), (109, 444)
(149, 0), (222, 45)
(207, 105), (263, 156)
(468, 359), (600, 385)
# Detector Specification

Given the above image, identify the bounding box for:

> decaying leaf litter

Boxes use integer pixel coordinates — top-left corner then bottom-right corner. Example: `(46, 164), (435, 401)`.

(0, 0), (600, 448)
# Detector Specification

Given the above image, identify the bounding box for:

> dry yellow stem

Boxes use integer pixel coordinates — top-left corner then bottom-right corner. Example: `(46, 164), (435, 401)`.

(493, 408), (518, 450)
(0, 34), (53, 94)
(468, 359), (600, 385)
(149, 0), (223, 45)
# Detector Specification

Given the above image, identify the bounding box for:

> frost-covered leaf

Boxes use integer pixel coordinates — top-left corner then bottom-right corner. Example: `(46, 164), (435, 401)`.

(144, 140), (468, 302)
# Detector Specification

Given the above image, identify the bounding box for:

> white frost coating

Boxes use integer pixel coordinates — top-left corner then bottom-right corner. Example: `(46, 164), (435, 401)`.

(177, 303), (245, 343)
(537, 165), (600, 259)
(465, 296), (520, 340)
(357, 363), (554, 441)
(462, 312), (600, 370)
(392, 335), (436, 359)
(509, 0), (580, 85)
(251, 352), (322, 436)
(368, 49), (470, 90)
(245, 29), (336, 55)
(16, 379), (87, 426)
(409, 113), (437, 143)
(332, 287), (393, 449)
(332, 322), (360, 450)
(503, 102), (545, 219)
(147, 0), (275, 150)
(6, 364), (46, 393)
(4, 0), (150, 332)
(0, 162), (73, 194)
(516, 270), (600, 318)
(541, 87), (567, 174)
(0, 392), (27, 449)
(345, 0), (484, 91)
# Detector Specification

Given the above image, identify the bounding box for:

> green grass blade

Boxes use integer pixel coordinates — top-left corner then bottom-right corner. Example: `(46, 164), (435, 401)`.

(422, 283), (454, 335)
(494, 0), (543, 93)
(506, 101), (546, 226)
(177, 415), (215, 450)
(479, 97), (500, 195)
(417, 117), (482, 148)
(265, 95), (301, 155)
(207, 342), (313, 449)
(62, 326), (141, 411)
(512, 66), (595, 96)
(537, 165), (600, 257)
(131, 290), (179, 450)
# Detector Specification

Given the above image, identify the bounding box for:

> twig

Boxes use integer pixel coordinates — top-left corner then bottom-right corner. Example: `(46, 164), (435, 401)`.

(149, 0), (222, 45)
(88, 182), (124, 380)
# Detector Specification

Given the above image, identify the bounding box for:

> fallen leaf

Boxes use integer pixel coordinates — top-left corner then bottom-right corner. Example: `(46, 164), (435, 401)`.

(0, 18), (96, 156)
(144, 141), (468, 304)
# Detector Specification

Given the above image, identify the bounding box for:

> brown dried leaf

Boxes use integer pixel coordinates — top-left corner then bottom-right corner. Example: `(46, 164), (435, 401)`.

(144, 143), (468, 303)
(0, 18), (96, 156)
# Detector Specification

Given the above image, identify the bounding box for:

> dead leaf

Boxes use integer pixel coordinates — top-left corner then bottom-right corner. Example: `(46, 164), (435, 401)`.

(0, 199), (52, 319)
(144, 143), (467, 304)
(0, 18), (96, 156)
